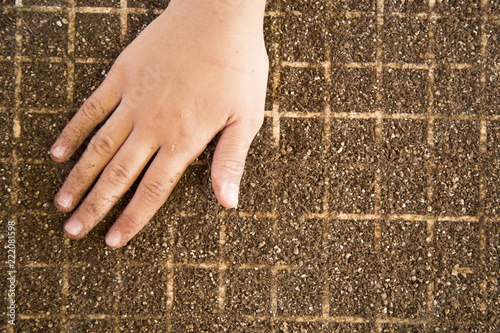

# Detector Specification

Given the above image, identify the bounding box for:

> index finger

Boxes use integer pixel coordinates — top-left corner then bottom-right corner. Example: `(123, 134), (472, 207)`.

(50, 73), (122, 162)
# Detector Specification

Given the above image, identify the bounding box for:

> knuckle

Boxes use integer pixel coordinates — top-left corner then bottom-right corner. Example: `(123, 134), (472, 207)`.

(120, 214), (143, 230)
(219, 159), (245, 177)
(89, 132), (115, 157)
(83, 201), (101, 219)
(80, 97), (104, 123)
(249, 112), (264, 132)
(250, 112), (264, 130)
(141, 179), (169, 203)
(106, 163), (132, 186)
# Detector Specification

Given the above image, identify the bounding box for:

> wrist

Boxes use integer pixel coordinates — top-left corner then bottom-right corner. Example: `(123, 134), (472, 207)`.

(168, 0), (266, 36)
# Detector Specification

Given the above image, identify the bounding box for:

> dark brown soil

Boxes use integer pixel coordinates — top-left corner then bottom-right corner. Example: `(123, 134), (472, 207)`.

(1, 0), (499, 332)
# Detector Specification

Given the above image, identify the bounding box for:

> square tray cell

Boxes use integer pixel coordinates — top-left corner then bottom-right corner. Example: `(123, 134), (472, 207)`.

(280, 13), (327, 62)
(434, 273), (481, 321)
(75, 13), (121, 59)
(485, 121), (500, 217)
(0, 108), (14, 158)
(128, 0), (169, 9)
(434, 66), (481, 115)
(326, 219), (377, 270)
(68, 320), (114, 333)
(65, 209), (122, 262)
(17, 212), (65, 264)
(329, 268), (378, 318)
(382, 68), (428, 114)
(276, 269), (323, 317)
(17, 162), (69, 212)
(330, 118), (377, 213)
(434, 221), (480, 270)
(0, 8), (16, 58)
(21, 62), (68, 109)
(67, 262), (120, 314)
(380, 220), (428, 272)
(385, 0), (427, 13)
(117, 264), (169, 315)
(163, 163), (219, 214)
(120, 216), (172, 262)
(19, 111), (71, 159)
(0, 61), (15, 108)
(172, 267), (218, 327)
(435, 16), (480, 63)
(18, 267), (61, 314)
(277, 117), (325, 214)
(331, 66), (377, 113)
(225, 215), (274, 266)
(484, 66), (500, 115)
(435, 0), (480, 16)
(225, 267), (272, 316)
(381, 119), (429, 214)
(22, 11), (68, 58)
(329, 14), (377, 63)
(173, 213), (220, 264)
(383, 15), (428, 64)
(73, 62), (112, 108)
(16, 320), (61, 332)
(432, 119), (479, 216)
(379, 273), (428, 319)
(276, 217), (324, 267)
(279, 66), (327, 113)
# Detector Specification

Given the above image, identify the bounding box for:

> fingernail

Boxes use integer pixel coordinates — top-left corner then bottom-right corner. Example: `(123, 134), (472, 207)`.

(221, 182), (239, 208)
(65, 217), (82, 236)
(57, 192), (73, 209)
(106, 229), (121, 248)
(51, 145), (65, 159)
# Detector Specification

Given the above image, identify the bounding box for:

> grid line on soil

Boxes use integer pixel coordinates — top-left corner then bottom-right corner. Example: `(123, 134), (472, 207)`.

(320, 47), (332, 323)
(373, 0), (385, 330)
(268, 4), (282, 329)
(60, 0), (76, 332)
(478, 0), (490, 322)
(7, 2), (23, 333)
(2, 0), (498, 331)
(425, 0), (437, 322)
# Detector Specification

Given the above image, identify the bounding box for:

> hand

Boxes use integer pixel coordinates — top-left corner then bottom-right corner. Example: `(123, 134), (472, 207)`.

(50, 0), (268, 248)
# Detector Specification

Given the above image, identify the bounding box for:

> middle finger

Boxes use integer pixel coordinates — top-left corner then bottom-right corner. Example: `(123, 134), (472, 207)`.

(63, 132), (157, 239)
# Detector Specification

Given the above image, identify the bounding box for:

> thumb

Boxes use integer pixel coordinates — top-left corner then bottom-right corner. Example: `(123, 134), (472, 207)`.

(211, 118), (262, 208)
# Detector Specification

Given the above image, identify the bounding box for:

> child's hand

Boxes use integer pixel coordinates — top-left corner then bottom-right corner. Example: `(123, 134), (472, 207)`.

(50, 0), (268, 248)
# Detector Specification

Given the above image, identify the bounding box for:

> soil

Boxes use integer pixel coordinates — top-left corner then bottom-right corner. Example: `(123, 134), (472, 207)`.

(1, 0), (499, 332)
